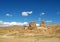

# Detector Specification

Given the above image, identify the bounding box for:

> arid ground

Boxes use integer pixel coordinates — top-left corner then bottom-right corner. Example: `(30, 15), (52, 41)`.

(0, 24), (60, 42)
(0, 36), (60, 42)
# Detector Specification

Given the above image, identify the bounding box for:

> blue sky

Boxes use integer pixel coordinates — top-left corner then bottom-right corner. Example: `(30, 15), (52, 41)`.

(0, 0), (60, 24)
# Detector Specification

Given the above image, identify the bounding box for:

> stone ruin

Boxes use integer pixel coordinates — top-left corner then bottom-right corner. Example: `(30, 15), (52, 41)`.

(28, 22), (37, 30)
(28, 20), (46, 30)
(40, 20), (45, 27)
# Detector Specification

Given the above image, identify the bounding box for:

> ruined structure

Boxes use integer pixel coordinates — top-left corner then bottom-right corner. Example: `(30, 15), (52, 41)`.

(28, 22), (37, 30)
(40, 20), (45, 27)
(0, 20), (60, 37)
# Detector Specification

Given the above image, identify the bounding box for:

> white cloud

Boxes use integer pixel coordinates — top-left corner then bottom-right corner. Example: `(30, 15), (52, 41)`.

(6, 13), (12, 16)
(10, 22), (17, 25)
(4, 22), (10, 25)
(22, 11), (32, 16)
(46, 20), (53, 23)
(9, 22), (29, 26)
(0, 21), (29, 27)
(23, 22), (29, 26)
(36, 24), (40, 26)
(40, 12), (45, 16)
(0, 21), (10, 27)
(0, 21), (40, 27)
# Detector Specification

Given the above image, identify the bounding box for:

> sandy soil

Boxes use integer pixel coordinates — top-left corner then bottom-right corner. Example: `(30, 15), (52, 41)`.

(0, 36), (60, 42)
